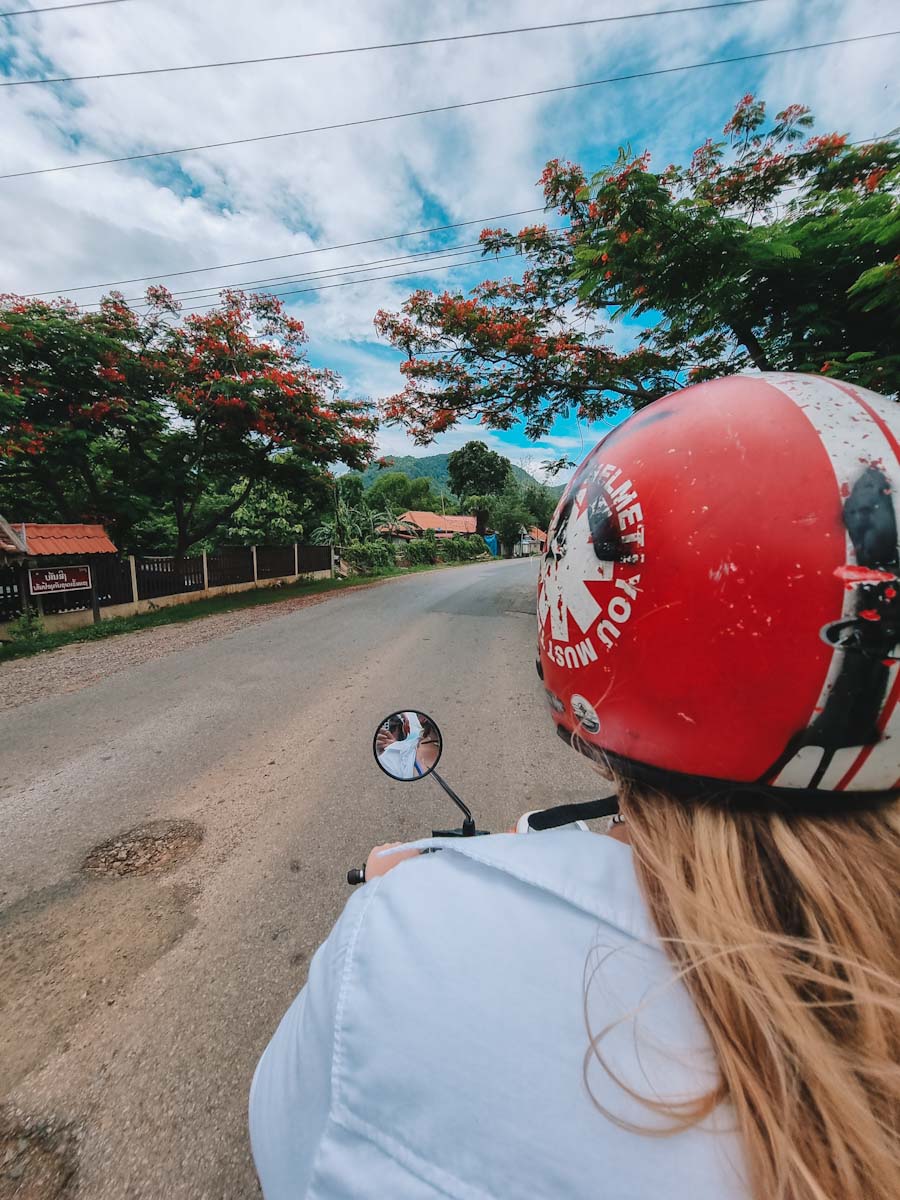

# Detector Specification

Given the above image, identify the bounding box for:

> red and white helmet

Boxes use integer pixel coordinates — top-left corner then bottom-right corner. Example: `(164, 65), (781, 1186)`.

(537, 373), (900, 802)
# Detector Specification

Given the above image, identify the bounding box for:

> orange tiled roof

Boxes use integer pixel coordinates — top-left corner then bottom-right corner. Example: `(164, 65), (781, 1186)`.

(399, 510), (477, 534)
(530, 527), (547, 542)
(12, 523), (118, 555)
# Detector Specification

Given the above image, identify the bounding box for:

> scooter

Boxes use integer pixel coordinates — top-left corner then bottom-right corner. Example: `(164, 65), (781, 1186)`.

(347, 706), (618, 885)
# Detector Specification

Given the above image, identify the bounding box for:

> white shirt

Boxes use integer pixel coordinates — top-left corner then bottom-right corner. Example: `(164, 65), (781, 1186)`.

(249, 831), (748, 1199)
(377, 712), (423, 780)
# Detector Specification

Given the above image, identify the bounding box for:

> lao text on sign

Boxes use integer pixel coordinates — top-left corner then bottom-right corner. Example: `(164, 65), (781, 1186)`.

(28, 565), (92, 595)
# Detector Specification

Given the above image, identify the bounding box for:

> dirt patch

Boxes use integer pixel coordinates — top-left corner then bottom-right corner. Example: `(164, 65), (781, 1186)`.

(81, 820), (203, 877)
(0, 875), (197, 1088)
(0, 1109), (77, 1200)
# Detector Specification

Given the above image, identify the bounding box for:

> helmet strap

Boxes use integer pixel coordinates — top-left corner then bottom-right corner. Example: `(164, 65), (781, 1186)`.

(524, 795), (619, 830)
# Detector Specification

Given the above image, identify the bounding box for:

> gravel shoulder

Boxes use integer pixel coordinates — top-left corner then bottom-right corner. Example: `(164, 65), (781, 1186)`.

(0, 577), (393, 714)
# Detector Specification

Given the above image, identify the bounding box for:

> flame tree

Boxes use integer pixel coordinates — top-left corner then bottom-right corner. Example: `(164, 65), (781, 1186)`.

(375, 97), (899, 448)
(0, 287), (375, 555)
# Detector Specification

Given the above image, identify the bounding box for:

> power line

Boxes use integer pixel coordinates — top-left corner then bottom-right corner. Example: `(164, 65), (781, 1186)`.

(0, 1), (774, 87)
(4, 31), (895, 182)
(1, 0), (133, 17)
(169, 252), (520, 315)
(165, 244), (487, 301)
(84, 241), (492, 307)
(140, 244), (492, 303)
(27, 208), (547, 296)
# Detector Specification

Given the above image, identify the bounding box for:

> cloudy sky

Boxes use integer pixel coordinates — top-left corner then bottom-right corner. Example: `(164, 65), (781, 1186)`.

(1, 0), (896, 478)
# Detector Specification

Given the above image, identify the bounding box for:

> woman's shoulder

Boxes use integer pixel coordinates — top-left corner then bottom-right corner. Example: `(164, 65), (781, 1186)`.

(367, 829), (659, 945)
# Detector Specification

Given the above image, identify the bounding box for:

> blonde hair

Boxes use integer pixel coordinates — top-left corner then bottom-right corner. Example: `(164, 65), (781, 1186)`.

(598, 783), (900, 1200)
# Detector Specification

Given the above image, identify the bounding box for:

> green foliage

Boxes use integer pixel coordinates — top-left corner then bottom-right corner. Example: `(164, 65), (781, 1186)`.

(365, 470), (438, 512)
(375, 97), (899, 442)
(408, 535), (439, 566)
(460, 476), (556, 538)
(492, 494), (532, 554)
(461, 534), (490, 559)
(5, 606), (45, 642)
(310, 482), (414, 546)
(520, 481), (557, 529)
(435, 533), (488, 562)
(436, 537), (463, 562)
(447, 441), (511, 499)
(218, 468), (330, 546)
(341, 539), (396, 574)
(461, 492), (496, 537)
(401, 530), (486, 565)
(337, 473), (366, 509)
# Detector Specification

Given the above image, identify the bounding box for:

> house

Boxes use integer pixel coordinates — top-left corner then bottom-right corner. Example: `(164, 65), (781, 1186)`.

(379, 511), (478, 543)
(512, 526), (548, 557)
(0, 522), (119, 629)
(399, 511), (477, 539)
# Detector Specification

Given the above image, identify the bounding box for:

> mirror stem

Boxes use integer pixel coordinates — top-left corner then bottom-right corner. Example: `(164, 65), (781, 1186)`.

(431, 771), (474, 828)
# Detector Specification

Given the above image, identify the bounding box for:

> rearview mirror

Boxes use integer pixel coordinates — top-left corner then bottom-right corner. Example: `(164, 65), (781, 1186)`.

(373, 710), (443, 781)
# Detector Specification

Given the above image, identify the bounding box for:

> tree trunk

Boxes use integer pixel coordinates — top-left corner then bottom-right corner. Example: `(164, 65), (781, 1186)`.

(173, 529), (191, 572)
(730, 322), (773, 372)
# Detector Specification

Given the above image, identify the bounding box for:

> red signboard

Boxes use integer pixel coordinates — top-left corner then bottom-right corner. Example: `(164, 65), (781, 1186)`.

(29, 565), (92, 595)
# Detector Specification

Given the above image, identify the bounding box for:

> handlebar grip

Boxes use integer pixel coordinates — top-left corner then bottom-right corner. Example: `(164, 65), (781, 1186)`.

(347, 866), (366, 886)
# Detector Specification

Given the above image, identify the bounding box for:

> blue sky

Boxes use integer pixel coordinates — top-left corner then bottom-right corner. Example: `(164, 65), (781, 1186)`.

(1, 0), (896, 481)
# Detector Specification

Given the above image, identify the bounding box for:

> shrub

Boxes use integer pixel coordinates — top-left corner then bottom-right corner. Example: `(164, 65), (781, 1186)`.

(437, 537), (463, 563)
(6, 607), (46, 642)
(461, 534), (489, 559)
(407, 537), (438, 565)
(342, 539), (396, 574)
(434, 534), (490, 563)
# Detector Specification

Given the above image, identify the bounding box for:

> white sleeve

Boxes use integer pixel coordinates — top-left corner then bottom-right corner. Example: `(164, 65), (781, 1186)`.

(249, 881), (381, 1198)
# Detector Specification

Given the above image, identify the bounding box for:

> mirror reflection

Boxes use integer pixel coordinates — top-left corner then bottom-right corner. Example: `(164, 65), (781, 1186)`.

(374, 710), (443, 781)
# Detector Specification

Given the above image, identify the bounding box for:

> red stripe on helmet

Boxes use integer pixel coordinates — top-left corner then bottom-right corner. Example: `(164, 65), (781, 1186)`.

(833, 379), (900, 463)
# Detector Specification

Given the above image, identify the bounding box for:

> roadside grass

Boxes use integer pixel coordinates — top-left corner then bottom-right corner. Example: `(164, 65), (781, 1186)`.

(0, 558), (493, 665)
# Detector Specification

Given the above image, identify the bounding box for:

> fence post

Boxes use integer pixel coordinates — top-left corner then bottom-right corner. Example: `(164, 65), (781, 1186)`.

(128, 555), (139, 606)
(330, 544), (336, 578)
(201, 550), (209, 592)
(17, 562), (30, 617)
(251, 545), (258, 584)
(294, 542), (299, 577)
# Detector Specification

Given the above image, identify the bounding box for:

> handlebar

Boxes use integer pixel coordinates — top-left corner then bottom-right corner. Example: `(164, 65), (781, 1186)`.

(345, 825), (490, 885)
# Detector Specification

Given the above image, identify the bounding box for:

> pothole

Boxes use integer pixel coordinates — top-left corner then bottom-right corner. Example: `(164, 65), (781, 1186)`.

(0, 1110), (77, 1200)
(81, 820), (203, 878)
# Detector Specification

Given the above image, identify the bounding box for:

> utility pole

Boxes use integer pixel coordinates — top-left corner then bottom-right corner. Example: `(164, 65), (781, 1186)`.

(333, 479), (343, 547)
(440, 488), (446, 516)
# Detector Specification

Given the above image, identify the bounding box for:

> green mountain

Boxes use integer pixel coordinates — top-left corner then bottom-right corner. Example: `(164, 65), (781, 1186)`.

(349, 453), (563, 497)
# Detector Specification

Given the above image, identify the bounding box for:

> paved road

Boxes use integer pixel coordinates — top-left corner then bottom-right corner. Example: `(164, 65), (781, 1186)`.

(1, 559), (600, 1198)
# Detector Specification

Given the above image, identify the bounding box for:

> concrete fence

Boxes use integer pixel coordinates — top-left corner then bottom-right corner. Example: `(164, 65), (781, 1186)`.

(0, 543), (334, 639)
